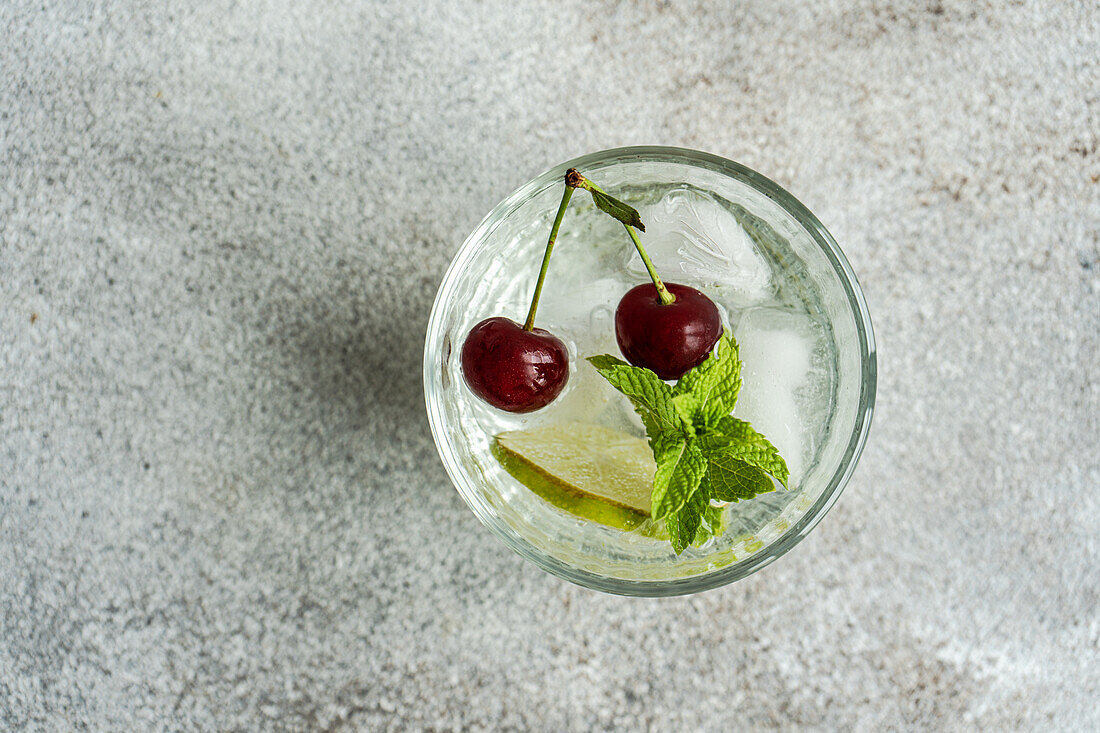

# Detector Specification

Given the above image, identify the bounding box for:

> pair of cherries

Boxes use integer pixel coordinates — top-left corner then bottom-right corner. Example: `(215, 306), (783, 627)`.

(460, 168), (722, 414)
(462, 282), (721, 413)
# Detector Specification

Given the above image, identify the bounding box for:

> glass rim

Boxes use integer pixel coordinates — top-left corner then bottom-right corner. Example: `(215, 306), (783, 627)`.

(423, 146), (877, 596)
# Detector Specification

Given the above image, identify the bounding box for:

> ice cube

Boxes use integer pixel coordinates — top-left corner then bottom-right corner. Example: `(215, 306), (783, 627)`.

(731, 308), (818, 482)
(625, 189), (774, 304)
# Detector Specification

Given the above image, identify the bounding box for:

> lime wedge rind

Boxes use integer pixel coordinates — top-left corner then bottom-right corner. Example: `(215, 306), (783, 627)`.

(493, 423), (659, 531)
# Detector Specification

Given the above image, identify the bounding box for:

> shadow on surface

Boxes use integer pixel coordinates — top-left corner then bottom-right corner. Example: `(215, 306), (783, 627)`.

(90, 101), (457, 471)
(282, 280), (437, 439)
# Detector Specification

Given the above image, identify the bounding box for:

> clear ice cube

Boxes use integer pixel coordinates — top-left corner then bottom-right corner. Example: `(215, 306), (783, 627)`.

(731, 308), (819, 483)
(624, 189), (774, 305)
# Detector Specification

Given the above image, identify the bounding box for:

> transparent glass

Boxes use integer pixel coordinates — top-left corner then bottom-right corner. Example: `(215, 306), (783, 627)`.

(424, 147), (876, 596)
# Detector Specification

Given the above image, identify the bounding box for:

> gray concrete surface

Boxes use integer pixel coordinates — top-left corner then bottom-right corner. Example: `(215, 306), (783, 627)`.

(2, 1), (1098, 730)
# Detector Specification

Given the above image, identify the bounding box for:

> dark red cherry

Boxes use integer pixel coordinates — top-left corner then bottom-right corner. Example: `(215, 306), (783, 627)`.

(615, 282), (722, 380)
(460, 317), (569, 413)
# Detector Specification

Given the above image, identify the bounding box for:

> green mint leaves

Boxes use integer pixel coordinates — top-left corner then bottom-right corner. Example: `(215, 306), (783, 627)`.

(673, 334), (742, 428)
(586, 332), (789, 554)
(651, 435), (707, 520)
(586, 355), (692, 441)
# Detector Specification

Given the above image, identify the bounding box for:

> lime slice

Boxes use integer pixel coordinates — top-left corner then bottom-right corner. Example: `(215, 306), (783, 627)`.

(494, 423), (656, 530)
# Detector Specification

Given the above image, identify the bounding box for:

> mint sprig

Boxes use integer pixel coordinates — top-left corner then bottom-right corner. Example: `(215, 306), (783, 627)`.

(587, 332), (789, 554)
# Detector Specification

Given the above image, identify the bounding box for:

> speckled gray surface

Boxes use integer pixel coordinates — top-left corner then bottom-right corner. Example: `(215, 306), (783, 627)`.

(2, 1), (1098, 730)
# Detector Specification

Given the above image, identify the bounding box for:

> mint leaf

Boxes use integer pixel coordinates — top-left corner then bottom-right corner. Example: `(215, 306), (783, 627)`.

(707, 451), (776, 502)
(672, 392), (701, 427)
(702, 416), (789, 488)
(703, 415), (758, 444)
(586, 355), (691, 441)
(651, 435), (706, 520)
(587, 325), (790, 554)
(666, 475), (728, 552)
(586, 355), (629, 371)
(673, 332), (741, 427)
(666, 484), (707, 554)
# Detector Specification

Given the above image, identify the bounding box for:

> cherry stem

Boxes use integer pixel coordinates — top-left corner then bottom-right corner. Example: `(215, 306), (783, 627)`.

(622, 224), (675, 305)
(523, 183), (574, 331)
(566, 169), (675, 306)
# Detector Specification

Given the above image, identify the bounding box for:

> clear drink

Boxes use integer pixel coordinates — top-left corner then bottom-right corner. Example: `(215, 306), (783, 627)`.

(424, 148), (875, 595)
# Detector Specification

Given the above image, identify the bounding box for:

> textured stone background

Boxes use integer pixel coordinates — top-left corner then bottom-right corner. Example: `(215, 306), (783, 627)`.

(2, 1), (1098, 730)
